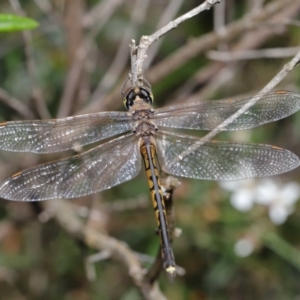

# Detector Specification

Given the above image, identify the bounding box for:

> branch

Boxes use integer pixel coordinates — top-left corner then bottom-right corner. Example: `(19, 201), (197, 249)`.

(82, 0), (124, 28)
(43, 199), (167, 300)
(146, 0), (295, 85)
(0, 88), (34, 119)
(144, 0), (184, 69)
(57, 0), (123, 117)
(207, 46), (300, 61)
(171, 2), (300, 103)
(80, 0), (291, 113)
(130, 0), (222, 86)
(90, 0), (150, 103)
(9, 0), (51, 119)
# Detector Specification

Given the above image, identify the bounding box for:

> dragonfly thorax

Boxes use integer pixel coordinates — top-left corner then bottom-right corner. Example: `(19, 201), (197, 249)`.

(133, 119), (157, 137)
(123, 86), (154, 109)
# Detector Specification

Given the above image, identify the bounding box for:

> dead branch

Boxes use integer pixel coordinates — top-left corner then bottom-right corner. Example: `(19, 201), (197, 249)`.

(9, 0), (51, 119)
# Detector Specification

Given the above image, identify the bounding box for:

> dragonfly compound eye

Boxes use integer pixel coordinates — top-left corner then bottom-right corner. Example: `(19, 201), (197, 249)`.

(123, 90), (136, 109)
(140, 87), (154, 104)
(123, 87), (154, 109)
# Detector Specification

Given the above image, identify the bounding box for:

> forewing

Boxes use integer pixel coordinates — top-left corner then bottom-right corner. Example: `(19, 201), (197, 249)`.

(0, 133), (141, 200)
(0, 111), (133, 153)
(155, 131), (300, 181)
(153, 91), (300, 131)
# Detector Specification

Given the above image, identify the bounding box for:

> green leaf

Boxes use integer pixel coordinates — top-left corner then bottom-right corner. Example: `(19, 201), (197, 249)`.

(0, 14), (39, 32)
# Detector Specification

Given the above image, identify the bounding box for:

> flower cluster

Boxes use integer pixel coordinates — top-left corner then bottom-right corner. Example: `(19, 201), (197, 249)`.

(219, 179), (300, 225)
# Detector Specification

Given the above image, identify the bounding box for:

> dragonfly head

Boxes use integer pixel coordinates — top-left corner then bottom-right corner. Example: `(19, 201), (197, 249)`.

(123, 87), (154, 109)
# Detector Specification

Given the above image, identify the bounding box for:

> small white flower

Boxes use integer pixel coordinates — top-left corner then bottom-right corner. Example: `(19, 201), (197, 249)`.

(219, 179), (255, 212)
(255, 180), (300, 224)
(231, 188), (254, 212)
(219, 179), (300, 224)
(234, 237), (254, 257)
(254, 179), (278, 205)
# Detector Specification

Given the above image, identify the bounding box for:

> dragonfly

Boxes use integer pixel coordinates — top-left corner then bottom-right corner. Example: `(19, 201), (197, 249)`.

(0, 85), (299, 277)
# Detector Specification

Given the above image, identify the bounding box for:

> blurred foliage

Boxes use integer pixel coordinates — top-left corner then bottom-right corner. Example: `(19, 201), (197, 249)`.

(0, 14), (38, 32)
(0, 0), (300, 299)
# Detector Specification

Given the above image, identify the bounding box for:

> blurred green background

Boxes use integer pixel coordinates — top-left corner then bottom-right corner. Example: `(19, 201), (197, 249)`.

(0, 0), (300, 299)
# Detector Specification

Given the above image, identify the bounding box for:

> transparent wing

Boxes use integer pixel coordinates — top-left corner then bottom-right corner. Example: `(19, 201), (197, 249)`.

(155, 131), (300, 181)
(0, 111), (133, 153)
(0, 133), (141, 201)
(153, 91), (300, 131)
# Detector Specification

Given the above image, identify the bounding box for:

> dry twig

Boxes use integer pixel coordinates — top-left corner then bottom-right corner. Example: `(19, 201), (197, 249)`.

(164, 0), (300, 105)
(9, 0), (51, 119)
(57, 0), (124, 117)
(0, 88), (34, 119)
(207, 46), (300, 61)
(80, 0), (290, 113)
(130, 0), (222, 86)
(146, 0), (295, 84)
(90, 0), (150, 104)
